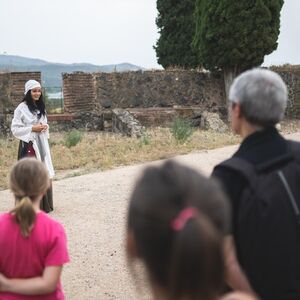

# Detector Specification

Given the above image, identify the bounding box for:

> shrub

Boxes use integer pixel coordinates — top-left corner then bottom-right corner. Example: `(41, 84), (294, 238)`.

(170, 117), (194, 144)
(139, 130), (151, 146)
(65, 130), (83, 148)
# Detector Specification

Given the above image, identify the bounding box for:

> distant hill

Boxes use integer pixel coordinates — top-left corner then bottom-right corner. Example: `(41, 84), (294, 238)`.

(0, 55), (144, 88)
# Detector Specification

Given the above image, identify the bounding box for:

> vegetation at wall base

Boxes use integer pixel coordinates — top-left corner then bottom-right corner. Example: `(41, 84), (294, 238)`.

(65, 130), (84, 148)
(139, 130), (151, 147)
(170, 117), (195, 144)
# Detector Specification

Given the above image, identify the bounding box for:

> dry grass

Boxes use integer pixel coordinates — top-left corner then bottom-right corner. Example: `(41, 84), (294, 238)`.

(1, 119), (299, 190)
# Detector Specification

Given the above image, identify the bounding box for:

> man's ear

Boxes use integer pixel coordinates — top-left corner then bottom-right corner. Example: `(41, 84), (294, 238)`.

(126, 230), (139, 258)
(232, 103), (242, 119)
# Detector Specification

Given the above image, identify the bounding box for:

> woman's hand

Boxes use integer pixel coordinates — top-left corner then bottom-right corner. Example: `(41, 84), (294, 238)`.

(32, 123), (47, 132)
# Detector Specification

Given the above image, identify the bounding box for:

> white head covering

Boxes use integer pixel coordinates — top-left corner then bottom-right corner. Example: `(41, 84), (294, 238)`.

(24, 80), (41, 95)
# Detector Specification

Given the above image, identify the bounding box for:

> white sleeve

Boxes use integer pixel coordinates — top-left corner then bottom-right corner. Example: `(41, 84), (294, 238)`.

(11, 108), (34, 143)
(42, 114), (50, 139)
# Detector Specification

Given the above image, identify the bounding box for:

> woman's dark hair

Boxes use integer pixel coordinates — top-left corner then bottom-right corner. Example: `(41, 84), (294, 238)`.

(127, 160), (230, 300)
(22, 90), (46, 118)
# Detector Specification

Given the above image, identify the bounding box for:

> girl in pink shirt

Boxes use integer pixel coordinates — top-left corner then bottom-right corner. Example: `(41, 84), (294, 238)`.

(0, 158), (69, 299)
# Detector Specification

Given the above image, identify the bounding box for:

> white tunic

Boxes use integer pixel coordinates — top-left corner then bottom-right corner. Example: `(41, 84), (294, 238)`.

(11, 102), (55, 178)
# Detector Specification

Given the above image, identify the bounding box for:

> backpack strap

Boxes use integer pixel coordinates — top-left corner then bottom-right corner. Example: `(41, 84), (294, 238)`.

(254, 140), (299, 173)
(217, 157), (257, 190)
(277, 170), (300, 225)
(217, 140), (300, 190)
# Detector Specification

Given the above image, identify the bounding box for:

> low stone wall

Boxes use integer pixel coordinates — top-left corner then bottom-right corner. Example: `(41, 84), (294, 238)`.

(48, 113), (103, 132)
(127, 107), (203, 127)
(95, 70), (226, 112)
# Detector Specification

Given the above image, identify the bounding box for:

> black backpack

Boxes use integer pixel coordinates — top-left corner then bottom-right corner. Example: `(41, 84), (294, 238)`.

(218, 140), (300, 300)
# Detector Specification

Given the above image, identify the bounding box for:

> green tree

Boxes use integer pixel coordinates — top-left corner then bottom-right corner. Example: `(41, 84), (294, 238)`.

(193, 0), (284, 99)
(155, 0), (198, 68)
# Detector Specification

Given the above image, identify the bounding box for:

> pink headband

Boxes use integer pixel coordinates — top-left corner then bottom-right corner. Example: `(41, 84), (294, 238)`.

(171, 207), (198, 231)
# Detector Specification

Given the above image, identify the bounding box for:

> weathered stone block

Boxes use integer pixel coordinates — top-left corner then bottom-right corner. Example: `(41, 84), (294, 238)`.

(112, 108), (143, 137)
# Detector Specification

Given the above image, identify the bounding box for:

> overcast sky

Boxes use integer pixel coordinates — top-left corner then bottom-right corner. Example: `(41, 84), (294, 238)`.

(0, 0), (299, 68)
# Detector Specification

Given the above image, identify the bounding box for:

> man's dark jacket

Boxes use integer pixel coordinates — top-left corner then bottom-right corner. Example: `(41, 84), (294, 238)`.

(212, 127), (300, 300)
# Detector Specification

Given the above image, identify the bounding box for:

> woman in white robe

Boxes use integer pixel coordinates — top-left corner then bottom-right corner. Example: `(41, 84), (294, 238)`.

(11, 79), (55, 212)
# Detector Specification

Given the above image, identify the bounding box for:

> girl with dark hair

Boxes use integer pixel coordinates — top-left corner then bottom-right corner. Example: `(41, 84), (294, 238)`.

(11, 79), (54, 212)
(0, 158), (69, 299)
(126, 160), (256, 300)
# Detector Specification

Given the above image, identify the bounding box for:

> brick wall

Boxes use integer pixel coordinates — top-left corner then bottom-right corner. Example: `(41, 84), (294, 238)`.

(62, 72), (98, 113)
(10, 72), (42, 108)
(0, 71), (41, 136)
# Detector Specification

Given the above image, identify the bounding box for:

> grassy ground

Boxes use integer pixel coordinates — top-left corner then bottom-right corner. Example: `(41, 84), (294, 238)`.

(1, 119), (300, 190)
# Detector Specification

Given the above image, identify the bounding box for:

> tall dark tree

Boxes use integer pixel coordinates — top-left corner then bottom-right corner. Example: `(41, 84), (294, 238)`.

(155, 0), (198, 68)
(193, 0), (284, 98)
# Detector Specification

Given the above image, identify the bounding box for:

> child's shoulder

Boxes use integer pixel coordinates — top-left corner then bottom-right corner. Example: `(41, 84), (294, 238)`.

(0, 213), (15, 231)
(37, 212), (66, 233)
(0, 212), (12, 222)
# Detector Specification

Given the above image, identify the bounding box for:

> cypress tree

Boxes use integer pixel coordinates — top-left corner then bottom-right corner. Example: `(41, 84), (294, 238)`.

(155, 0), (198, 68)
(193, 0), (284, 98)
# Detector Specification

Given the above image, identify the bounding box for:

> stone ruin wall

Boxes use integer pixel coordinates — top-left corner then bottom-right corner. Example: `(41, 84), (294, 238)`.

(62, 67), (300, 119)
(63, 72), (98, 113)
(62, 70), (226, 115)
(1, 67), (300, 136)
(61, 70), (227, 132)
(95, 70), (226, 112)
(0, 72), (41, 114)
(271, 66), (300, 117)
(0, 72), (41, 136)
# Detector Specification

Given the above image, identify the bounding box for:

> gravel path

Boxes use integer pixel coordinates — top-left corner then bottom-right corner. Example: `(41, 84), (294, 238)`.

(1, 132), (300, 300)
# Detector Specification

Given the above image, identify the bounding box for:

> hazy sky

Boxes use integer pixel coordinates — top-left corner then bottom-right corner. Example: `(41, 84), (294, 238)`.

(0, 0), (299, 68)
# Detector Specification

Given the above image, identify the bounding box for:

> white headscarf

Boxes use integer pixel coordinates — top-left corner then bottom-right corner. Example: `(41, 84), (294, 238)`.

(24, 80), (41, 95)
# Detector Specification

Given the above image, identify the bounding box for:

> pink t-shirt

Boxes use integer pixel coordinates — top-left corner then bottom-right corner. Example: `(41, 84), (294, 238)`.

(0, 212), (70, 300)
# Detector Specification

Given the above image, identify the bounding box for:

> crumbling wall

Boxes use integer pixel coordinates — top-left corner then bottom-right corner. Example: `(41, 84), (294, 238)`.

(0, 71), (41, 137)
(10, 72), (42, 108)
(1, 67), (300, 136)
(271, 65), (300, 118)
(62, 72), (98, 113)
(94, 70), (226, 114)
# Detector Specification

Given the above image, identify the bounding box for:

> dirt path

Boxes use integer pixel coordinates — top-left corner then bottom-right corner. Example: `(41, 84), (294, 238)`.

(1, 132), (300, 300)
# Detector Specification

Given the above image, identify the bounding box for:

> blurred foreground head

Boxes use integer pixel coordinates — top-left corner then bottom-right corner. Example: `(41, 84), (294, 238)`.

(127, 160), (230, 300)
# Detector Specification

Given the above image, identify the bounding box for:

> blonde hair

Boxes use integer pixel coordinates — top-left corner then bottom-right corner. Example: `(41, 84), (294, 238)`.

(9, 158), (49, 237)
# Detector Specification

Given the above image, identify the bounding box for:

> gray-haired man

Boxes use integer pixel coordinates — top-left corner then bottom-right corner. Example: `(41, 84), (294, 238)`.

(213, 69), (300, 300)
